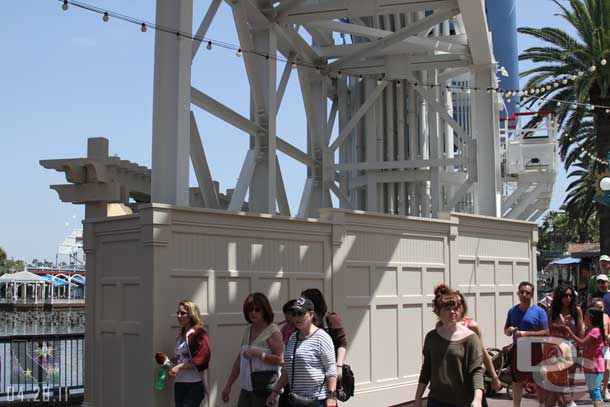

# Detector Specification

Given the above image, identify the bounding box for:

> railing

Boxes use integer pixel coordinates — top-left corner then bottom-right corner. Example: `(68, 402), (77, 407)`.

(0, 333), (84, 402)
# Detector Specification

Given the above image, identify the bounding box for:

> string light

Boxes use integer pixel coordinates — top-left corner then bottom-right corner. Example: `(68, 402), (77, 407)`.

(52, 0), (610, 112)
(377, 76), (384, 85)
(337, 71), (343, 79)
(396, 80), (401, 87)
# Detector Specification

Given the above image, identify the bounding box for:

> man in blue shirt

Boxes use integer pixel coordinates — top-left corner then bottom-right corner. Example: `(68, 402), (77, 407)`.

(504, 281), (549, 407)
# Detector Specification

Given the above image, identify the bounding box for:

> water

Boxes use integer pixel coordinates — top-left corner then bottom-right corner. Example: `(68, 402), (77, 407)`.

(0, 310), (85, 399)
(0, 310), (85, 337)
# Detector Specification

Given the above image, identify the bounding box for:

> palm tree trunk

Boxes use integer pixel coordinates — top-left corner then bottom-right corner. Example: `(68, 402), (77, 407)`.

(591, 83), (610, 255)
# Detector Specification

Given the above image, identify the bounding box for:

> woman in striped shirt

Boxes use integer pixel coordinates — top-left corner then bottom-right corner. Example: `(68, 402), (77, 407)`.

(267, 297), (338, 407)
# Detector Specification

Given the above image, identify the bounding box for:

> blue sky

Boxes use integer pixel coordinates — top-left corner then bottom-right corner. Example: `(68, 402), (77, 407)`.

(0, 0), (572, 262)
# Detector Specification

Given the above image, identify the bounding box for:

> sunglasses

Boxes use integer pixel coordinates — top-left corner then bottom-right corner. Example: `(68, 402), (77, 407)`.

(289, 310), (306, 317)
(176, 311), (188, 316)
(519, 290), (532, 296)
(598, 280), (608, 284)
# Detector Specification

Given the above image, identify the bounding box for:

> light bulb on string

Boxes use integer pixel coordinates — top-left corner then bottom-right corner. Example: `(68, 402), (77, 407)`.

(466, 88), (471, 94)
(396, 80), (402, 87)
(337, 71), (343, 79)
(578, 70), (584, 76)
(535, 88), (540, 94)
(358, 75), (364, 83)
(602, 58), (607, 66)
(315, 66), (321, 74)
(590, 65), (597, 72)
(606, 109), (610, 114)
(140, 23), (147, 32)
(103, 12), (109, 22)
(572, 103), (578, 109)
(377, 77), (384, 86)
(545, 85), (551, 90)
(553, 82), (559, 88)
(291, 61), (297, 69)
(562, 79), (568, 85)
(556, 101), (561, 107)
(571, 75), (577, 80)
(206, 41), (212, 50)
(62, 0), (69, 10)
(507, 98), (511, 103)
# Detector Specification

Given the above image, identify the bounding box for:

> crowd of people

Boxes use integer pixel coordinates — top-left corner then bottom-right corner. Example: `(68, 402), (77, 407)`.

(156, 254), (610, 407)
(160, 289), (348, 407)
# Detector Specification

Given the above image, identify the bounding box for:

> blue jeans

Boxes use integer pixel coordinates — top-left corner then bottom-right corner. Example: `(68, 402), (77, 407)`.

(585, 373), (603, 401)
(174, 381), (206, 407)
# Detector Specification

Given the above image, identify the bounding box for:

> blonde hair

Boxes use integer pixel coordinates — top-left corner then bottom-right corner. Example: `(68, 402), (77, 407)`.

(179, 300), (203, 336)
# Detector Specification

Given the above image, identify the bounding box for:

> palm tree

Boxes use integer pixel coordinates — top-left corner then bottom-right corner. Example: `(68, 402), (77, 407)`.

(0, 247), (6, 265)
(518, 0), (610, 253)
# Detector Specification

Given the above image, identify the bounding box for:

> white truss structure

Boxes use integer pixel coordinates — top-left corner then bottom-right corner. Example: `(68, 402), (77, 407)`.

(500, 111), (558, 222)
(151, 0), (503, 218)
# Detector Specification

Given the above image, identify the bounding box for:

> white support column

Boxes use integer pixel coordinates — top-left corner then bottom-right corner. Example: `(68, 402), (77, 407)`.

(472, 66), (501, 216)
(151, 0), (193, 206)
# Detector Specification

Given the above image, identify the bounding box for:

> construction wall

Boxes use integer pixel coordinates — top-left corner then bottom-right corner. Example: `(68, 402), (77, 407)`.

(85, 205), (537, 407)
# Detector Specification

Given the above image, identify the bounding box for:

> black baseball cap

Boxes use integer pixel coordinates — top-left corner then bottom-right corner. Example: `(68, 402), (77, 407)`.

(289, 297), (314, 312)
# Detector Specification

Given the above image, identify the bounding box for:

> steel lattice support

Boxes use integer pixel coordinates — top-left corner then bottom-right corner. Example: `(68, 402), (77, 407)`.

(151, 0), (502, 218)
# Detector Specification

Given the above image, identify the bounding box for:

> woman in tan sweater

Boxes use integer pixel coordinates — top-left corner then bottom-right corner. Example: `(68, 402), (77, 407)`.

(415, 285), (484, 407)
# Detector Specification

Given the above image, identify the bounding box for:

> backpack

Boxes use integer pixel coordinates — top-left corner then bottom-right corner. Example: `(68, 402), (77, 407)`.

(321, 314), (355, 402)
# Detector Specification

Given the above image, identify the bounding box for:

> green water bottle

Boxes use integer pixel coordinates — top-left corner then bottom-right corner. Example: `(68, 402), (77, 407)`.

(154, 366), (168, 390)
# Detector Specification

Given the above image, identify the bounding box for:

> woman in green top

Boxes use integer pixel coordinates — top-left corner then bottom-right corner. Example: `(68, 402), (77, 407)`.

(221, 293), (285, 407)
(415, 284), (485, 407)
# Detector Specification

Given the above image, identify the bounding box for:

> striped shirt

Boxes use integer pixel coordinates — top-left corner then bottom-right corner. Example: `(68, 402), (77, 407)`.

(285, 328), (336, 400)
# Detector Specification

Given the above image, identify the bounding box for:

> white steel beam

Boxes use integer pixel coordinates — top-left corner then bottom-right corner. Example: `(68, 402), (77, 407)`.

(329, 8), (459, 71)
(192, 0), (222, 60)
(334, 157), (465, 171)
(445, 178), (474, 211)
(456, 0), (493, 65)
(276, 60), (292, 114)
(277, 0), (458, 24)
(191, 87), (315, 166)
(189, 112), (220, 209)
(275, 155), (290, 216)
(151, 0), (193, 206)
(228, 149), (257, 211)
(329, 81), (388, 152)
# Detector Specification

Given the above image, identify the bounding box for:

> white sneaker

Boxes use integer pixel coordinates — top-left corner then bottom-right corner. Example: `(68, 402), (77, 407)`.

(567, 401), (577, 407)
(604, 388), (610, 402)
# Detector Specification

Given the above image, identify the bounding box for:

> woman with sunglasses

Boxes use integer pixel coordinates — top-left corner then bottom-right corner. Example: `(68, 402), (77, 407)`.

(267, 297), (338, 407)
(542, 284), (583, 407)
(415, 284), (484, 407)
(170, 300), (211, 407)
(221, 293), (284, 407)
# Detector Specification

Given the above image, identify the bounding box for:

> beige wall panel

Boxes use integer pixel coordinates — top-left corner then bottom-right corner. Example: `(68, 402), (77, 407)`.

(496, 262), (514, 285)
(401, 267), (423, 296)
(165, 275), (209, 314)
(454, 260), (476, 288)
(101, 284), (121, 320)
(346, 233), (445, 264)
(172, 232), (216, 269)
(478, 261), (495, 285)
(256, 277), (290, 309)
(456, 235), (530, 259)
(208, 323), (249, 405)
(514, 262), (531, 284)
(423, 267), (446, 294)
(496, 292), (516, 346)
(400, 304), (423, 377)
(100, 239), (143, 277)
(422, 303), (437, 337)
(99, 332), (122, 405)
(343, 306), (372, 384)
(476, 293), (498, 347)
(345, 265), (371, 297)
(374, 266), (399, 297)
(216, 277), (253, 313)
(372, 305), (399, 381)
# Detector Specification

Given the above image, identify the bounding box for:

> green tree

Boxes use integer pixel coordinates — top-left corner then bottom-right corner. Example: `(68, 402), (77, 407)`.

(0, 247), (6, 274)
(538, 210), (599, 253)
(518, 0), (610, 253)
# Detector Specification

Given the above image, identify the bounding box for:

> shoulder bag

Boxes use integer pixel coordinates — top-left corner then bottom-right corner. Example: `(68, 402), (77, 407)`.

(249, 326), (278, 396)
(286, 331), (325, 407)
